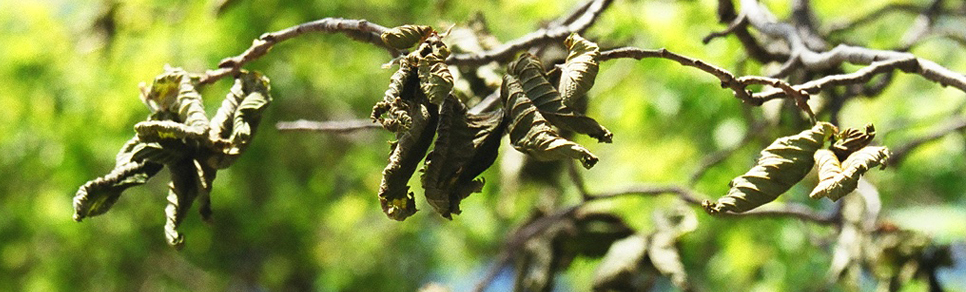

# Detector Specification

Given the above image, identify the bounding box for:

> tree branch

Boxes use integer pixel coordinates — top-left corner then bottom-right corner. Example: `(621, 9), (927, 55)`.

(199, 18), (400, 85)
(600, 47), (809, 107)
(447, 0), (613, 66)
(585, 183), (838, 225)
(275, 119), (382, 133)
(888, 116), (966, 165)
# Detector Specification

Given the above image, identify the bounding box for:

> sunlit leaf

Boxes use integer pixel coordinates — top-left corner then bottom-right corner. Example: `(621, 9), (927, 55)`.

(502, 74), (599, 169)
(704, 122), (838, 214)
(72, 160), (163, 222)
(810, 146), (891, 201)
(381, 24), (433, 50)
(558, 33), (599, 107)
(421, 96), (504, 219)
(507, 53), (612, 143)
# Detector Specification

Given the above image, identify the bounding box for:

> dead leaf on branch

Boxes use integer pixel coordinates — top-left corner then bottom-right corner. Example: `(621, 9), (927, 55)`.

(507, 53), (612, 143)
(73, 68), (272, 248)
(704, 122), (838, 214)
(831, 123), (875, 161)
(421, 96), (505, 219)
(502, 73), (599, 169)
(810, 146), (890, 201)
(381, 24), (434, 50)
(558, 33), (599, 107)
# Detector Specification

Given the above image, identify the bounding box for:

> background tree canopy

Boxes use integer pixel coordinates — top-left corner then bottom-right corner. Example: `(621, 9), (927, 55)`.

(1, 0), (965, 291)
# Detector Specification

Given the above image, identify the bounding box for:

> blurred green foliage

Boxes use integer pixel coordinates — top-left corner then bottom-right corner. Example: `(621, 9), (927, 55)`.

(1, 0), (964, 291)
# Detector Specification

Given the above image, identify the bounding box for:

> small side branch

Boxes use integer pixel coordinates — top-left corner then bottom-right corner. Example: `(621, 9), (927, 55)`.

(600, 47), (808, 107)
(585, 183), (837, 225)
(276, 119), (383, 133)
(889, 117), (966, 165)
(447, 0), (614, 66)
(200, 18), (400, 85)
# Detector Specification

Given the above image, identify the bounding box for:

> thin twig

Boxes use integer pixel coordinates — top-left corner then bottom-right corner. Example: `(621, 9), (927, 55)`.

(447, 0), (613, 66)
(889, 116), (966, 165)
(826, 3), (964, 35)
(275, 119), (383, 133)
(600, 47), (809, 107)
(585, 183), (838, 225)
(199, 18), (400, 85)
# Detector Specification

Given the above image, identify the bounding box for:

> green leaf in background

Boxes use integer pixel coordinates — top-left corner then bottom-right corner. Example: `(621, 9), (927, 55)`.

(704, 122), (837, 214)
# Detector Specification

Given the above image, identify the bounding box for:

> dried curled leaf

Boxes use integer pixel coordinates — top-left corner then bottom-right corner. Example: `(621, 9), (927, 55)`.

(372, 60), (417, 132)
(164, 159), (213, 249)
(810, 146), (890, 201)
(418, 54), (454, 105)
(704, 122), (838, 214)
(376, 61), (440, 220)
(381, 24), (433, 50)
(558, 33), (599, 106)
(73, 159), (163, 221)
(832, 124), (875, 161)
(421, 96), (505, 219)
(503, 74), (598, 169)
(507, 53), (612, 143)
(75, 67), (274, 248)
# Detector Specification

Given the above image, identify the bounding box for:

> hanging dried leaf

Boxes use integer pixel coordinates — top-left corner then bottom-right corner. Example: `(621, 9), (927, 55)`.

(421, 96), (504, 219)
(557, 33), (599, 107)
(832, 124), (875, 161)
(810, 146), (890, 201)
(507, 53), (612, 143)
(704, 122), (838, 214)
(502, 74), (599, 169)
(164, 159), (207, 249)
(381, 24), (434, 50)
(417, 54), (453, 105)
(376, 64), (439, 220)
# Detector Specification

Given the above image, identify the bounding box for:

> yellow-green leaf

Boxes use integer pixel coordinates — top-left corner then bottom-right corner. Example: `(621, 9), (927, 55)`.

(381, 24), (433, 50)
(810, 146), (890, 201)
(417, 54), (453, 105)
(704, 122), (838, 214)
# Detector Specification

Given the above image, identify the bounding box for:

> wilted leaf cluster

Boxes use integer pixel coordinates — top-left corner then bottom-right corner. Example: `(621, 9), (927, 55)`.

(73, 66), (272, 248)
(371, 28), (611, 220)
(704, 122), (891, 215)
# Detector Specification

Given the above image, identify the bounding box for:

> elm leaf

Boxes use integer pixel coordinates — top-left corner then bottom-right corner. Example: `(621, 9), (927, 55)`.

(507, 53), (612, 143)
(558, 33), (599, 107)
(704, 122), (838, 214)
(810, 146), (891, 201)
(421, 96), (504, 219)
(381, 24), (433, 50)
(502, 74), (598, 169)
